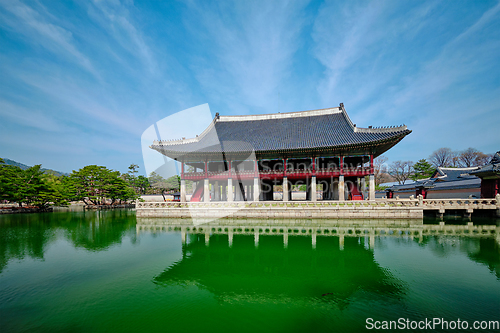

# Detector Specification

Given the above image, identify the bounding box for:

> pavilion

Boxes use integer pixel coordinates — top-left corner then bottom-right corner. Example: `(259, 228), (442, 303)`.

(150, 103), (411, 202)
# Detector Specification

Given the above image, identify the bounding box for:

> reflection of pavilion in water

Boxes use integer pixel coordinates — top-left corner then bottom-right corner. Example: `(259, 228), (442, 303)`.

(142, 219), (500, 305)
(152, 229), (406, 306)
(137, 218), (500, 250)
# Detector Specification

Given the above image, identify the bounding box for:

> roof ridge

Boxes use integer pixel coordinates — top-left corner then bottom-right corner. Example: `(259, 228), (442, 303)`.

(440, 167), (479, 171)
(218, 106), (341, 122)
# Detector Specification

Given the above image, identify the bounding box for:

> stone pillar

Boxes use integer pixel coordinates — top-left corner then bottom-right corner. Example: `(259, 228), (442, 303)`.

(283, 233), (288, 248)
(338, 175), (345, 202)
(312, 233), (316, 249)
(213, 181), (219, 201)
(228, 229), (233, 247)
(361, 177), (366, 198)
(181, 228), (186, 244)
(222, 184), (227, 201)
(205, 232), (210, 246)
(253, 178), (260, 202)
(180, 179), (186, 202)
(496, 194), (500, 218)
(254, 231), (259, 247)
(369, 174), (375, 201)
(227, 178), (233, 202)
(204, 178), (210, 202)
(283, 177), (289, 202)
(311, 176), (317, 202)
(339, 233), (344, 250)
(332, 179), (338, 200)
(210, 182), (215, 200)
(235, 183), (241, 201)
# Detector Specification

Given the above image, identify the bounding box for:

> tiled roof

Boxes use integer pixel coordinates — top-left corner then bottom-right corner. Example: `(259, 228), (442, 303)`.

(470, 151), (500, 177)
(434, 167), (479, 182)
(151, 105), (411, 158)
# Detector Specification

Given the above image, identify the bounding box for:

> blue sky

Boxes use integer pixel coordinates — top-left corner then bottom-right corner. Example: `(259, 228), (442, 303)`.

(0, 0), (499, 175)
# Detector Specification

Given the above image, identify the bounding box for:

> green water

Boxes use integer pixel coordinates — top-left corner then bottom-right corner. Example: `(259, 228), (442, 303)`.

(1, 210), (499, 332)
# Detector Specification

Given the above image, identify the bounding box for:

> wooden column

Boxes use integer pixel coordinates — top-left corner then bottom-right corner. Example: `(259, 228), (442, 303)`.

(370, 154), (374, 174)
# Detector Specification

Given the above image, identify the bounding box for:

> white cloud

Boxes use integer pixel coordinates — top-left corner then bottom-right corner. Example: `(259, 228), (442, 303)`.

(87, 0), (157, 74)
(0, 0), (100, 79)
(185, 0), (309, 112)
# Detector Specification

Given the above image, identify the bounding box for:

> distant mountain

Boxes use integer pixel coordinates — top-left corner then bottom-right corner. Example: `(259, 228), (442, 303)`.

(1, 158), (68, 177)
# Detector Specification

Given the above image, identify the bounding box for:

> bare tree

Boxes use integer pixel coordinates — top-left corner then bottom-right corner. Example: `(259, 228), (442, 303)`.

(459, 148), (479, 167)
(474, 152), (491, 166)
(389, 160), (414, 185)
(374, 156), (388, 186)
(458, 148), (491, 167)
(449, 151), (461, 167)
(429, 148), (453, 168)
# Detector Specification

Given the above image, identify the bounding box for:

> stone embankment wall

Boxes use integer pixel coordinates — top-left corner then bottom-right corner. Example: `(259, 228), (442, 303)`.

(136, 201), (424, 219)
(0, 207), (53, 214)
(84, 204), (135, 210)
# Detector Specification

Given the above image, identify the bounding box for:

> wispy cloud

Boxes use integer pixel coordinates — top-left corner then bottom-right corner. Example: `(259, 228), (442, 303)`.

(0, 0), (498, 172)
(87, 0), (157, 74)
(0, 0), (100, 79)
(185, 0), (309, 112)
(0, 99), (63, 132)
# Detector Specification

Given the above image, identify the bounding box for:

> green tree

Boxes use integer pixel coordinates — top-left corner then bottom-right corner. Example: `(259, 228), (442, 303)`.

(126, 164), (139, 191)
(0, 158), (19, 202)
(136, 175), (150, 194)
(148, 172), (165, 187)
(165, 175), (181, 191)
(411, 159), (435, 181)
(68, 165), (138, 206)
(1, 164), (67, 208)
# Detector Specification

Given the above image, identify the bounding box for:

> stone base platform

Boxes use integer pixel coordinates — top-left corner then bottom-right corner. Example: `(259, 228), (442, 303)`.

(136, 201), (423, 219)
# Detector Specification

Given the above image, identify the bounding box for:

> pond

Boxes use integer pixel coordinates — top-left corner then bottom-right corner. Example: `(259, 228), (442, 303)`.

(1, 210), (499, 332)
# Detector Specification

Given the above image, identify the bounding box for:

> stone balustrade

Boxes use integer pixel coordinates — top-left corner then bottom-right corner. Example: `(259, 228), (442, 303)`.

(136, 197), (500, 219)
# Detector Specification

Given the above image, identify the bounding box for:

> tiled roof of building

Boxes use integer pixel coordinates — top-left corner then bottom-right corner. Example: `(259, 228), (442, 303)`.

(387, 167), (481, 192)
(434, 167), (479, 182)
(470, 151), (500, 178)
(151, 104), (411, 158)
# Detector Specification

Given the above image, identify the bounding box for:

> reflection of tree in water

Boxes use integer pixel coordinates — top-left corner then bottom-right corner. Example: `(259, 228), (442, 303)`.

(0, 209), (136, 272)
(423, 236), (500, 279)
(0, 213), (59, 273)
(468, 238), (500, 279)
(153, 234), (406, 309)
(63, 209), (136, 251)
